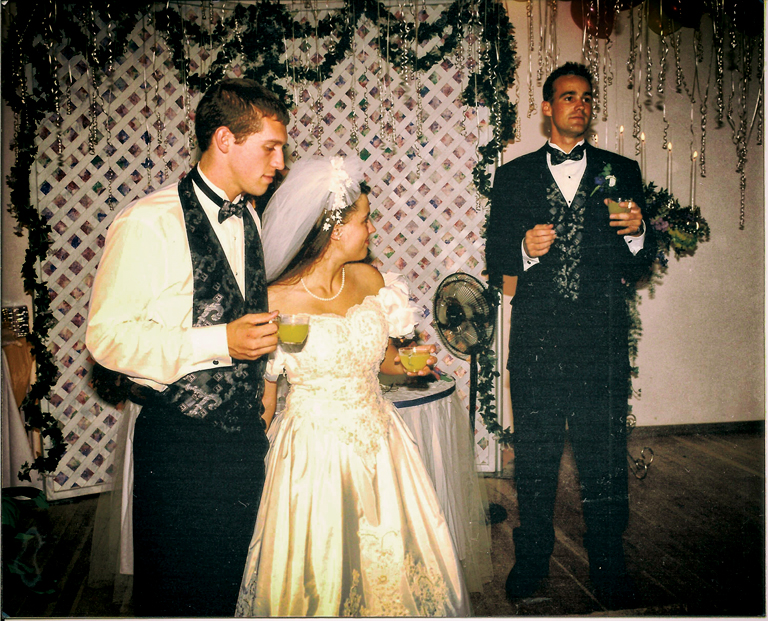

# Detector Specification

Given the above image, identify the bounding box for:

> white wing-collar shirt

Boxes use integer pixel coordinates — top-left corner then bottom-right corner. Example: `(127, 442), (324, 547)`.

(85, 168), (262, 391)
(522, 140), (645, 271)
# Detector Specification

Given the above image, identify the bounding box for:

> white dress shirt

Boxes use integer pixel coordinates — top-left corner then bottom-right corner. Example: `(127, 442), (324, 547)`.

(85, 170), (261, 391)
(522, 140), (645, 271)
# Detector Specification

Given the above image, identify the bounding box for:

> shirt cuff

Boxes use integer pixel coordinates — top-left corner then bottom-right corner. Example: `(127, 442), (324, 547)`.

(522, 238), (540, 271)
(191, 323), (233, 368)
(624, 220), (646, 255)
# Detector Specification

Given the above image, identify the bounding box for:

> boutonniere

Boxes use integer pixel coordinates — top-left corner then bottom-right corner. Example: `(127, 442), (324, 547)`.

(590, 164), (616, 196)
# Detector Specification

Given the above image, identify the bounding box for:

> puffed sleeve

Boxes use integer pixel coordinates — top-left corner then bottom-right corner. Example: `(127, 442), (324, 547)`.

(264, 348), (286, 381)
(378, 272), (420, 338)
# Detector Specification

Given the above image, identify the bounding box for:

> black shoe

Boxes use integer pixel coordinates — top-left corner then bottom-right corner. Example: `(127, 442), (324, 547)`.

(505, 560), (549, 601)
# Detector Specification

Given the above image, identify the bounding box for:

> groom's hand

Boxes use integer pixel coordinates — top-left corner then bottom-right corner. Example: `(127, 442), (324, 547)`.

(227, 311), (279, 360)
(524, 224), (557, 257)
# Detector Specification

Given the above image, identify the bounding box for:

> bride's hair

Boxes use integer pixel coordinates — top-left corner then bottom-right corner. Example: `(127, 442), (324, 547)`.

(261, 156), (369, 283)
(273, 181), (371, 285)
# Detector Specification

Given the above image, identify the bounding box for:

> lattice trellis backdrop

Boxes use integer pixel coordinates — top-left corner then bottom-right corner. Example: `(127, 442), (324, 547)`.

(34, 3), (500, 500)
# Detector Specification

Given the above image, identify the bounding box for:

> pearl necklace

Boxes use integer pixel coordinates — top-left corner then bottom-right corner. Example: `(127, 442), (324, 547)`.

(301, 267), (345, 302)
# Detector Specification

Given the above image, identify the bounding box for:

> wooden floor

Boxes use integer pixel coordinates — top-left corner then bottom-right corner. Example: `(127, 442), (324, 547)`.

(2, 426), (765, 617)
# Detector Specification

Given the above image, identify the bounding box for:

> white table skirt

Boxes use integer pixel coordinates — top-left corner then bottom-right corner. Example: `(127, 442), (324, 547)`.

(2, 350), (43, 491)
(385, 377), (492, 592)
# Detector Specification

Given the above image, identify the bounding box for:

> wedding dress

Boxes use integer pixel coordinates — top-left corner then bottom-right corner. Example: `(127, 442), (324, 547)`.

(235, 273), (471, 617)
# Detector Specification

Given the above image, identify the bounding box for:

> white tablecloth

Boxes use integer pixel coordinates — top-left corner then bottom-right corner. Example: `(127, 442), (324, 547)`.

(2, 349), (43, 491)
(385, 377), (492, 592)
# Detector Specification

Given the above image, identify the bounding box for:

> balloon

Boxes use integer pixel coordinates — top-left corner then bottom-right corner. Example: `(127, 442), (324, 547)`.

(647, 0), (682, 35)
(661, 0), (704, 29)
(570, 0), (616, 39)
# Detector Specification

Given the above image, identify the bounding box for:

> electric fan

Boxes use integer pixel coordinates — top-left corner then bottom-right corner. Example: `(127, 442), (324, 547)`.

(433, 272), (507, 525)
(433, 272), (496, 430)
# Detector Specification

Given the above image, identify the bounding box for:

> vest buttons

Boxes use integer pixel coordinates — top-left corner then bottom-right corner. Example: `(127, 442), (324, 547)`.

(213, 359), (219, 365)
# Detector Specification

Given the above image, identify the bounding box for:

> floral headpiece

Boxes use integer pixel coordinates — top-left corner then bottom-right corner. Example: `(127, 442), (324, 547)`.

(323, 156), (357, 230)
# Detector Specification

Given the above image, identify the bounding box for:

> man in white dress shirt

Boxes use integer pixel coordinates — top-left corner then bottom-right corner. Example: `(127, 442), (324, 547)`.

(486, 62), (654, 609)
(86, 78), (288, 616)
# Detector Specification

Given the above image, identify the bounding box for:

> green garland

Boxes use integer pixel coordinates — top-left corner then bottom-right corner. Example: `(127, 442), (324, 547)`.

(2, 0), (517, 477)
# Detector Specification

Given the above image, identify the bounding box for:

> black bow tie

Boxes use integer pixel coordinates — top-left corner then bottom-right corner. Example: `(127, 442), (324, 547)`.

(188, 166), (247, 223)
(547, 143), (585, 165)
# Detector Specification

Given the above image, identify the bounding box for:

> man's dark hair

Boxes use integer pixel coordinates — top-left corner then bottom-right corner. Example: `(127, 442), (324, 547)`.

(542, 62), (594, 103)
(194, 78), (290, 152)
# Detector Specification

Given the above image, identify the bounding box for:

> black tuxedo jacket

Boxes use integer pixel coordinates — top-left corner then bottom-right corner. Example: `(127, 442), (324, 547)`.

(486, 143), (653, 387)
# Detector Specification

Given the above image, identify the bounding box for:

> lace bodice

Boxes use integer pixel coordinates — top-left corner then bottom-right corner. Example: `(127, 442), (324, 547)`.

(266, 273), (418, 460)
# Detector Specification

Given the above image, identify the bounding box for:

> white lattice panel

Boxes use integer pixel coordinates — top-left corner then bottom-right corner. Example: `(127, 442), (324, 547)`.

(35, 3), (499, 499)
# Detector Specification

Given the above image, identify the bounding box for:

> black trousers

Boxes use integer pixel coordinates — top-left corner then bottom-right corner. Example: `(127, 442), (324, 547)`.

(509, 367), (629, 566)
(132, 400), (269, 617)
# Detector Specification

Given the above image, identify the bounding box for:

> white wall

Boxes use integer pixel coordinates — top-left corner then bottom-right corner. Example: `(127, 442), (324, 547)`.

(497, 1), (764, 427)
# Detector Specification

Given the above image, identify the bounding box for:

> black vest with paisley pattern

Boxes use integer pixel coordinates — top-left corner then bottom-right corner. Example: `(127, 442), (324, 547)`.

(158, 172), (268, 432)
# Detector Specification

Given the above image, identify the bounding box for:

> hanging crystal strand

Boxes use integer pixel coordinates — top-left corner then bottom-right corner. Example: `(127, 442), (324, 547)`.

(346, 0), (360, 154)
(102, 1), (119, 209)
(643, 1), (653, 108)
(412, 0), (426, 177)
(45, 5), (64, 168)
(548, 0), (558, 77)
(473, 1), (488, 212)
(311, 0), (324, 155)
(671, 32), (690, 99)
(287, 1), (301, 161)
(656, 34), (668, 102)
(151, 8), (170, 185)
(632, 5), (642, 156)
(181, 4), (196, 159)
(712, 0), (725, 127)
(732, 33), (754, 230)
(536, 0), (545, 85)
(526, 0), (536, 118)
(602, 34), (613, 123)
(698, 31), (715, 178)
(626, 4), (637, 91)
(454, 0), (468, 140)
(87, 2), (100, 156)
(142, 12), (153, 191)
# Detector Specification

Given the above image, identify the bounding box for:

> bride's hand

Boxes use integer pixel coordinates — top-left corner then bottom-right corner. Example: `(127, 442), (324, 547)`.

(395, 344), (437, 377)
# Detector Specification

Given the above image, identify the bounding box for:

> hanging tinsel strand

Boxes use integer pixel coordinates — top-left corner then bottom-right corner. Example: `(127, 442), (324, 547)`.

(712, 3), (725, 127)
(526, 0), (536, 118)
(347, 0), (360, 154)
(632, 4), (643, 156)
(626, 3), (637, 91)
(644, 5), (653, 108)
(656, 34), (668, 101)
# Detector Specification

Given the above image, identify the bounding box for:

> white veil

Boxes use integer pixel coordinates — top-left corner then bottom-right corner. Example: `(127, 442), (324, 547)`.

(261, 155), (367, 282)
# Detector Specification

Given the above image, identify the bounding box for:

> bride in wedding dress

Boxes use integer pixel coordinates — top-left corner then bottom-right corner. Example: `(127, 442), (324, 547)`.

(235, 155), (471, 617)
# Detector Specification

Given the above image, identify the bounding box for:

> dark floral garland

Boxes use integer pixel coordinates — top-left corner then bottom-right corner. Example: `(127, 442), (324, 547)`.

(2, 0), (517, 477)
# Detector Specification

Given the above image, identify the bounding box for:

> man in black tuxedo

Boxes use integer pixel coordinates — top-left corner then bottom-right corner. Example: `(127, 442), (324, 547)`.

(486, 62), (653, 607)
